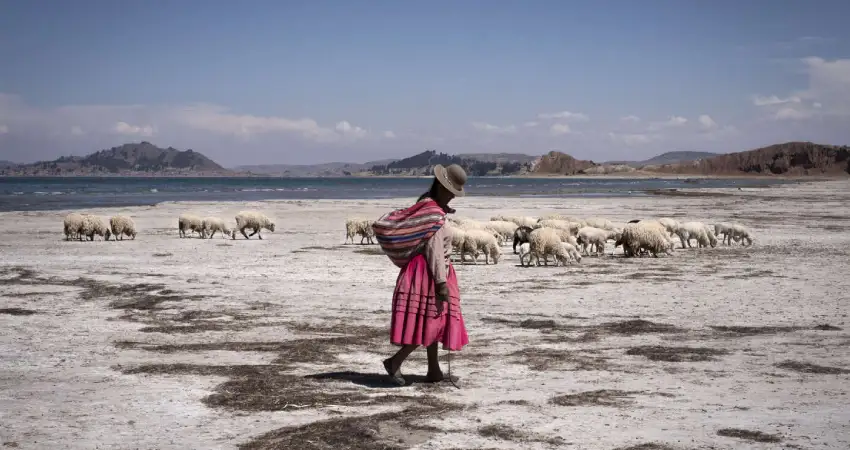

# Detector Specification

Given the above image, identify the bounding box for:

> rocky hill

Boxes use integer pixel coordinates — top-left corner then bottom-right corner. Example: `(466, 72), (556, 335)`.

(1, 142), (231, 176)
(0, 160), (17, 168)
(367, 150), (532, 176)
(606, 151), (721, 168)
(643, 142), (850, 176)
(530, 151), (597, 175)
(236, 159), (397, 177)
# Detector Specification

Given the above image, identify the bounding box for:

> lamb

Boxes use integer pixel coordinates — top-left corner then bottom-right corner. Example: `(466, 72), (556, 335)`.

(616, 221), (674, 258)
(202, 217), (235, 239)
(234, 210), (276, 240)
(109, 215), (137, 240)
(726, 223), (754, 246)
(512, 225), (534, 254)
(676, 221), (718, 249)
(344, 218), (375, 244)
(518, 242), (532, 266)
(561, 242), (583, 264)
(713, 222), (734, 243)
(178, 213), (205, 238)
(576, 226), (619, 256)
(459, 229), (501, 264)
(526, 227), (569, 266)
(79, 214), (112, 241)
(63, 212), (84, 241)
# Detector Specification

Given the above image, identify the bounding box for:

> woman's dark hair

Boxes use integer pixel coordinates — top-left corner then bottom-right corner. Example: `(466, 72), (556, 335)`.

(417, 178), (441, 203)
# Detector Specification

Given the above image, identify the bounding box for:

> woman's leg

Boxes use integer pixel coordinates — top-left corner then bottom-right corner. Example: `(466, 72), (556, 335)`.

(386, 344), (417, 374)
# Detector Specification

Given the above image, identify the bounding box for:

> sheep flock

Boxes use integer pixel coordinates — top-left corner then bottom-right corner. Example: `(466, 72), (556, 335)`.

(344, 212), (755, 267)
(61, 210), (275, 241)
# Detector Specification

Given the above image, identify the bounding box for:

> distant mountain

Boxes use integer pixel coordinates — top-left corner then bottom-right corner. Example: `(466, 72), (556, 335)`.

(530, 151), (597, 175)
(456, 153), (538, 164)
(643, 142), (849, 176)
(367, 150), (532, 176)
(0, 160), (17, 168)
(605, 151), (721, 168)
(236, 158), (397, 177)
(1, 142), (231, 176)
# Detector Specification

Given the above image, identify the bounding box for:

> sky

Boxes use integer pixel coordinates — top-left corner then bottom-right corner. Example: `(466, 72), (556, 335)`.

(1, 0), (849, 167)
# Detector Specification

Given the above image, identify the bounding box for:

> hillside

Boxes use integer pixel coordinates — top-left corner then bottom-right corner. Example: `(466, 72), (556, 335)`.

(367, 150), (531, 176)
(0, 160), (17, 168)
(643, 142), (850, 176)
(456, 153), (538, 164)
(1, 142), (230, 176)
(605, 151), (721, 168)
(236, 159), (397, 177)
(530, 151), (597, 175)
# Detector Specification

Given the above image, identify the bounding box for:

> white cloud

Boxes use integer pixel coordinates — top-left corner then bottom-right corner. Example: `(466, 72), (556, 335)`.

(113, 121), (155, 137)
(620, 115), (640, 122)
(334, 120), (367, 138)
(537, 111), (589, 121)
(0, 124), (8, 134)
(71, 126), (85, 136)
(382, 130), (396, 139)
(471, 121), (517, 134)
(647, 115), (687, 131)
(774, 107), (813, 120)
(698, 114), (717, 130)
(523, 121), (538, 128)
(813, 102), (822, 109)
(752, 95), (801, 106)
(549, 123), (571, 136)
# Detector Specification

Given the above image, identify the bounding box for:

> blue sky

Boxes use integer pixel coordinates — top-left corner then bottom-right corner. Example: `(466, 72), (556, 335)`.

(1, 0), (849, 166)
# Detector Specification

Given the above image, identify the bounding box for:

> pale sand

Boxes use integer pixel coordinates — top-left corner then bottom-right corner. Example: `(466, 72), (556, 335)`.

(1, 180), (849, 449)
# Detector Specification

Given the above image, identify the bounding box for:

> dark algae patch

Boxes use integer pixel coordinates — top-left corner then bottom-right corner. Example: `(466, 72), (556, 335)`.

(717, 428), (782, 443)
(626, 346), (728, 362)
(775, 360), (850, 374)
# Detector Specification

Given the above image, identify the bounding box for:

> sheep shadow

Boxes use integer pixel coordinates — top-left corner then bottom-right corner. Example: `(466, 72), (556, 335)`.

(305, 371), (429, 388)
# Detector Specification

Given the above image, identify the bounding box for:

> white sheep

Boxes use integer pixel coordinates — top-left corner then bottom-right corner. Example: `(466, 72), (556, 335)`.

(345, 218), (375, 244)
(63, 212), (84, 241)
(491, 215), (537, 228)
(676, 221), (718, 249)
(584, 217), (616, 231)
(178, 213), (205, 238)
(460, 229), (501, 264)
(235, 210), (276, 240)
(79, 214), (112, 241)
(485, 220), (518, 245)
(657, 217), (681, 237)
(518, 242), (532, 266)
(109, 215), (137, 240)
(617, 221), (674, 258)
(726, 223), (754, 246)
(202, 217), (235, 239)
(713, 222), (734, 244)
(561, 242), (583, 264)
(527, 227), (570, 266)
(534, 219), (582, 236)
(576, 226), (619, 256)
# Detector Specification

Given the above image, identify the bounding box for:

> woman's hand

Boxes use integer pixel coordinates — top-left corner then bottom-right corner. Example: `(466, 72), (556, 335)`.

(435, 282), (449, 316)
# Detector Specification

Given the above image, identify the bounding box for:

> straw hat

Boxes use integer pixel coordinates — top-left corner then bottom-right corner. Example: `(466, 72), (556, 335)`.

(433, 164), (467, 197)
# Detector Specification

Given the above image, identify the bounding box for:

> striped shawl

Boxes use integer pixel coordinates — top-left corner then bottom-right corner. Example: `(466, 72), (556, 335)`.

(372, 199), (447, 268)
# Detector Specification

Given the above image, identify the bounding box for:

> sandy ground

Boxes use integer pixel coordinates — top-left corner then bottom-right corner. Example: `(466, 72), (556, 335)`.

(1, 179), (849, 450)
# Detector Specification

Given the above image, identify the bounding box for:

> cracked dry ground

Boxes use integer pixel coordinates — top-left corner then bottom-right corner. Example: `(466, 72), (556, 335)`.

(2, 180), (850, 449)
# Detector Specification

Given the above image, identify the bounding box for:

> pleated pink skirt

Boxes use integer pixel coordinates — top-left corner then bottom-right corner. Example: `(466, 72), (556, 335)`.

(389, 254), (469, 351)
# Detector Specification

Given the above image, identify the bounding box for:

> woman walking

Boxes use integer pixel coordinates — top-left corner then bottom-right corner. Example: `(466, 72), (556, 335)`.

(381, 164), (469, 386)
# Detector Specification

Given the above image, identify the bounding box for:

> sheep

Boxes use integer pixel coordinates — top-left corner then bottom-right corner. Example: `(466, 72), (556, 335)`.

(63, 212), (84, 241)
(576, 226), (619, 256)
(534, 219), (581, 235)
(512, 225), (534, 254)
(109, 215), (137, 240)
(527, 227), (569, 266)
(518, 242), (532, 266)
(79, 214), (112, 241)
(202, 217), (235, 239)
(676, 221), (718, 249)
(460, 229), (501, 264)
(713, 222), (734, 244)
(561, 242), (583, 264)
(235, 210), (276, 240)
(345, 218), (376, 244)
(616, 221), (674, 258)
(584, 217), (616, 231)
(726, 223), (754, 246)
(491, 215), (537, 228)
(485, 220), (519, 245)
(178, 213), (205, 238)
(657, 217), (681, 237)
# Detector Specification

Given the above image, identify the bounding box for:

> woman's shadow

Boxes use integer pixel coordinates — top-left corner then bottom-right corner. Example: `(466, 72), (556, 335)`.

(305, 371), (428, 388)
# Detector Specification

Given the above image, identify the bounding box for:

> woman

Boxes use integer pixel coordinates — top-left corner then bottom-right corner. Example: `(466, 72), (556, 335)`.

(383, 164), (469, 386)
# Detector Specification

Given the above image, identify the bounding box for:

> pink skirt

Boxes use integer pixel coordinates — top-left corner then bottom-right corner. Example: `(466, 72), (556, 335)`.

(390, 254), (469, 351)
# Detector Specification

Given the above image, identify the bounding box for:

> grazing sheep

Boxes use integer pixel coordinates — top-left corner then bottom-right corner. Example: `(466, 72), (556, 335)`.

(616, 221), (674, 258)
(63, 212), (84, 241)
(576, 226), (618, 256)
(79, 214), (111, 241)
(726, 223), (754, 246)
(527, 227), (568, 266)
(676, 221), (718, 249)
(512, 226), (534, 254)
(202, 217), (235, 239)
(344, 218), (376, 244)
(460, 229), (501, 264)
(485, 220), (519, 245)
(491, 215), (537, 228)
(518, 242), (532, 266)
(584, 217), (616, 231)
(657, 217), (681, 237)
(714, 222), (734, 243)
(235, 210), (276, 240)
(178, 213), (205, 238)
(562, 242), (583, 264)
(534, 219), (582, 235)
(109, 215), (137, 240)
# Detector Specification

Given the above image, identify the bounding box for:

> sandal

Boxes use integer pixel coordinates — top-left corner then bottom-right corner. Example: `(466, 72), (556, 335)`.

(383, 358), (406, 386)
